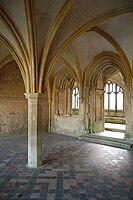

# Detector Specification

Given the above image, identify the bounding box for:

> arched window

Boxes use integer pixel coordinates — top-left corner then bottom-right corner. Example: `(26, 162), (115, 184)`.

(72, 87), (79, 109)
(104, 81), (123, 111)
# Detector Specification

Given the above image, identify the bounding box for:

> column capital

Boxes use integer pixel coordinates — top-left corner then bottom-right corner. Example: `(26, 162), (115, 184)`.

(24, 93), (45, 100)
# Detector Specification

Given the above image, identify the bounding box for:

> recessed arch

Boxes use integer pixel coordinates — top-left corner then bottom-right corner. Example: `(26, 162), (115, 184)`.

(0, 6), (29, 68)
(52, 64), (78, 91)
(38, 0), (74, 92)
(0, 55), (14, 70)
(84, 52), (132, 90)
(90, 26), (131, 76)
(0, 35), (30, 92)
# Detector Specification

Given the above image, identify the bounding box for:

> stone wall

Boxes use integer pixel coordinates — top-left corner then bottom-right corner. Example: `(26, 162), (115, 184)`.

(0, 61), (27, 136)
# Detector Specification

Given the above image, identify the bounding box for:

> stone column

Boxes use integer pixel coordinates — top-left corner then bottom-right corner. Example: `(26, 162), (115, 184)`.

(84, 87), (90, 130)
(124, 79), (133, 142)
(94, 88), (104, 132)
(25, 93), (45, 168)
(79, 97), (84, 116)
(125, 92), (133, 138)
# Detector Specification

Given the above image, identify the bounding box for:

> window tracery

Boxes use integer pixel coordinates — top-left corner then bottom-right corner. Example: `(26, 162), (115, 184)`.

(72, 87), (79, 109)
(104, 81), (123, 111)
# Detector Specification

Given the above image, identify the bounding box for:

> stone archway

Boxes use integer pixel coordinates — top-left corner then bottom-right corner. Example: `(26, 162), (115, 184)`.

(84, 52), (132, 137)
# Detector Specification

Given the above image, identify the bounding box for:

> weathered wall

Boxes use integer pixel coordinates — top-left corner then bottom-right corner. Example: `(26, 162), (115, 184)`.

(0, 99), (28, 136)
(51, 115), (84, 137)
(0, 61), (49, 136)
(0, 61), (27, 136)
(42, 98), (49, 132)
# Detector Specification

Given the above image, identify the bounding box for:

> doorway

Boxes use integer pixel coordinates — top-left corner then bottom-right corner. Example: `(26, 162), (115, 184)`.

(104, 79), (125, 138)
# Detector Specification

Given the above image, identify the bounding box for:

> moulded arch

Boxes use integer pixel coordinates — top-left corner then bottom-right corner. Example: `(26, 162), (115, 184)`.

(84, 52), (132, 90)
(105, 72), (125, 90)
(53, 65), (78, 91)
(91, 26), (131, 75)
(0, 35), (30, 92)
(46, 56), (79, 96)
(39, 6), (133, 93)
(0, 55), (14, 70)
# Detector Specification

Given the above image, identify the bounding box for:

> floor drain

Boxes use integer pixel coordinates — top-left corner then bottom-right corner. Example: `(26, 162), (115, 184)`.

(17, 193), (23, 197)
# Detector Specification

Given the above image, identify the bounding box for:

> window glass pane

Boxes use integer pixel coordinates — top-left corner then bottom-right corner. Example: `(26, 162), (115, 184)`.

(110, 83), (113, 92)
(72, 93), (75, 108)
(104, 92), (108, 109)
(72, 87), (79, 109)
(105, 84), (108, 92)
(104, 81), (124, 111)
(117, 92), (123, 110)
(113, 83), (116, 92)
(117, 85), (120, 92)
(110, 92), (115, 110)
(76, 93), (79, 108)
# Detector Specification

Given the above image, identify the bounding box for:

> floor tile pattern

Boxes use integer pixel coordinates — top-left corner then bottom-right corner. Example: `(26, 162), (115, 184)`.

(0, 133), (133, 199)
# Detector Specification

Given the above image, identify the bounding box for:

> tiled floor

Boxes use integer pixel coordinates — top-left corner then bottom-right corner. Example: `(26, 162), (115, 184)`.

(0, 133), (133, 200)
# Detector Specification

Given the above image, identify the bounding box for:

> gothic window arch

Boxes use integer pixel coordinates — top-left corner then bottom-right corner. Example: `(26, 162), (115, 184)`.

(104, 81), (124, 111)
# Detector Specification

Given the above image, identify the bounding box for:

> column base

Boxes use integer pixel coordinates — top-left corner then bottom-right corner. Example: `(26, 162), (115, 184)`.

(28, 160), (42, 168)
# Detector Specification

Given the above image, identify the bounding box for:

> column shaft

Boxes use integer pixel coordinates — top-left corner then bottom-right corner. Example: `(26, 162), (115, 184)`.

(25, 93), (45, 168)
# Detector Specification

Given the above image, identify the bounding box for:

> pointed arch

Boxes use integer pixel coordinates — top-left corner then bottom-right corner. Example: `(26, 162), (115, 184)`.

(0, 35), (30, 92)
(38, 0), (73, 93)
(38, 6), (133, 92)
(84, 52), (132, 90)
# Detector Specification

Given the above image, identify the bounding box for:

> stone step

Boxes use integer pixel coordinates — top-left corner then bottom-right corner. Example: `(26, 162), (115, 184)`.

(105, 118), (125, 124)
(79, 134), (132, 149)
(105, 127), (125, 133)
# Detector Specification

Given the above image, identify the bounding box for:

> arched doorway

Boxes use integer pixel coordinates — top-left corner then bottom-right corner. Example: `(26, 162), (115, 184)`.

(104, 75), (126, 138)
(84, 52), (132, 140)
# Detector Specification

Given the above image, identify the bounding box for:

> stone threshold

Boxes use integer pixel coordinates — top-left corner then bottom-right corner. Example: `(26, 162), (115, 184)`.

(79, 134), (133, 149)
(105, 127), (125, 133)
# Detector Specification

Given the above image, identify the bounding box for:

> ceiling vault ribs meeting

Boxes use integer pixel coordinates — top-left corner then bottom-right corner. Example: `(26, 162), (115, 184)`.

(0, 6), (30, 92)
(44, 6), (133, 85)
(25, 0), (38, 93)
(38, 0), (73, 93)
(0, 1), (133, 94)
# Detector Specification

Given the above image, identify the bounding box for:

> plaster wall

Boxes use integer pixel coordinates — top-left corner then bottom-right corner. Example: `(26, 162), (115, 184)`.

(0, 99), (27, 136)
(0, 61), (49, 136)
(42, 98), (49, 132)
(51, 115), (84, 137)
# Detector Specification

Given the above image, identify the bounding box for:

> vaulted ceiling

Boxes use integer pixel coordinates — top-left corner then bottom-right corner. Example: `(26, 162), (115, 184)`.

(0, 0), (133, 92)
